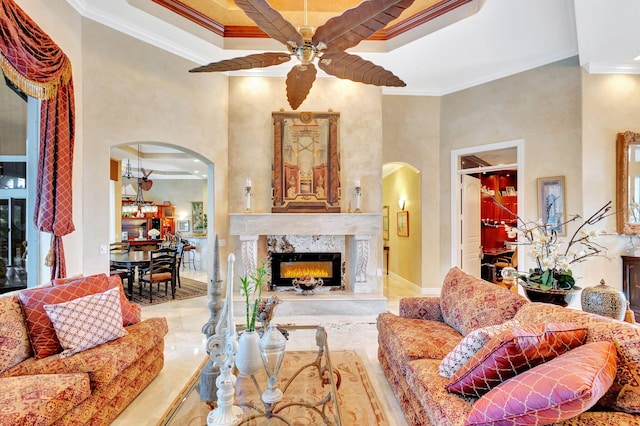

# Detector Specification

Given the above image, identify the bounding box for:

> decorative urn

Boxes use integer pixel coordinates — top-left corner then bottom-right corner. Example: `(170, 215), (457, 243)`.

(581, 279), (627, 320)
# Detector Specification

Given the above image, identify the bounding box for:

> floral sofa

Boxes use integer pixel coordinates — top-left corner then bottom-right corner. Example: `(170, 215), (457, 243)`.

(0, 273), (168, 425)
(377, 267), (640, 425)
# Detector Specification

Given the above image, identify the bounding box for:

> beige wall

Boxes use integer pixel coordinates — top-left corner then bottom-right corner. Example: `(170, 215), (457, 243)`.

(439, 57), (583, 282)
(581, 72), (640, 289)
(227, 77), (384, 276)
(382, 95), (440, 288)
(80, 19), (229, 277)
(382, 166), (422, 284)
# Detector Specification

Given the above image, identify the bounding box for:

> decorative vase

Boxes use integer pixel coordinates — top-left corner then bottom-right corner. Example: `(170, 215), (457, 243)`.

(520, 282), (581, 307)
(236, 330), (262, 376)
(581, 279), (627, 320)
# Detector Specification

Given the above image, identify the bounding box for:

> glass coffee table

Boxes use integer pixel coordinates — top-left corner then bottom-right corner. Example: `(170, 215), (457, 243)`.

(160, 325), (343, 425)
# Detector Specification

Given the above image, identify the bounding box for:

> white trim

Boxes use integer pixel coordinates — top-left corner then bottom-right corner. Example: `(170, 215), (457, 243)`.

(27, 97), (40, 287)
(387, 271), (440, 296)
(450, 139), (524, 270)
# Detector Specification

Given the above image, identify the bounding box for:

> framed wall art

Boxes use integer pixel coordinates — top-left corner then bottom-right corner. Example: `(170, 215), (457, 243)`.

(397, 211), (409, 237)
(176, 220), (190, 233)
(272, 111), (341, 213)
(383, 205), (389, 241)
(537, 176), (566, 235)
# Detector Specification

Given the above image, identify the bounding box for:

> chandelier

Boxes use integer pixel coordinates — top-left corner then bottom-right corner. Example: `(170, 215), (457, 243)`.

(122, 144), (158, 214)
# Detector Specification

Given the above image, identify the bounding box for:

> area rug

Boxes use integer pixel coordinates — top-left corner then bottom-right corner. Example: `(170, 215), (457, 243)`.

(130, 277), (207, 306)
(158, 350), (389, 425)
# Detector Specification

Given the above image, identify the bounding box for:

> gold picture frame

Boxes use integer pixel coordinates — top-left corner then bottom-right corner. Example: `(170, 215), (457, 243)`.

(537, 176), (566, 236)
(383, 206), (389, 240)
(397, 211), (409, 237)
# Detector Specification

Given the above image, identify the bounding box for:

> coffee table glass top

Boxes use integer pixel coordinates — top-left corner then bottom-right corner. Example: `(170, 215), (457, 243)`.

(161, 324), (343, 426)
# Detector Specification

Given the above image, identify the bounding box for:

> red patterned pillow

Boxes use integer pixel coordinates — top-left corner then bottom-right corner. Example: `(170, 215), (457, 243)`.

(18, 273), (138, 359)
(43, 287), (128, 357)
(0, 296), (32, 373)
(51, 274), (139, 326)
(439, 319), (521, 379)
(439, 267), (527, 336)
(446, 323), (587, 397)
(465, 341), (617, 425)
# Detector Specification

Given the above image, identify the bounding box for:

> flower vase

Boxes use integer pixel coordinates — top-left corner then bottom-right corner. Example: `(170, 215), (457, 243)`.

(236, 330), (262, 376)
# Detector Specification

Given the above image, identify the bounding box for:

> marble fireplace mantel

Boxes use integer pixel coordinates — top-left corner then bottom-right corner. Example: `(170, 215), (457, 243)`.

(230, 213), (381, 293)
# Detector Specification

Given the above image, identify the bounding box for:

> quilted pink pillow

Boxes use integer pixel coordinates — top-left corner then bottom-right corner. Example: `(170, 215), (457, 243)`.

(439, 267), (527, 336)
(43, 287), (128, 357)
(465, 341), (618, 425)
(439, 319), (521, 379)
(446, 323), (587, 397)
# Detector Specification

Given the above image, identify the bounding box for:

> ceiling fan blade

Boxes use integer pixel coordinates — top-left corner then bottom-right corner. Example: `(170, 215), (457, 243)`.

(286, 64), (317, 110)
(190, 52), (292, 73)
(234, 0), (304, 47)
(313, 0), (415, 52)
(319, 52), (406, 87)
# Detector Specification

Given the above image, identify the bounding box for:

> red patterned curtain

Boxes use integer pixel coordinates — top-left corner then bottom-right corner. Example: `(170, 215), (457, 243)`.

(0, 0), (75, 279)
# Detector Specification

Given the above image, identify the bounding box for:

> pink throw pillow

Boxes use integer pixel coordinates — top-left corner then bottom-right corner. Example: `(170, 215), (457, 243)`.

(446, 323), (587, 397)
(43, 287), (128, 357)
(439, 319), (521, 379)
(465, 341), (617, 425)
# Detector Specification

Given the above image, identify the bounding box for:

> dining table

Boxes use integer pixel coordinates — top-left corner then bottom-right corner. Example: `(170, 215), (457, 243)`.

(110, 250), (151, 299)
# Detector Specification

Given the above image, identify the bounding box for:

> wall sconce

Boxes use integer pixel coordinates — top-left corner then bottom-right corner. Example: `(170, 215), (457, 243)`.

(245, 178), (252, 213)
(354, 178), (362, 213)
(398, 199), (406, 211)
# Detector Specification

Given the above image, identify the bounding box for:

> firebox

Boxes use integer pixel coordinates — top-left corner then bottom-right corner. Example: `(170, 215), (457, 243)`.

(270, 252), (341, 287)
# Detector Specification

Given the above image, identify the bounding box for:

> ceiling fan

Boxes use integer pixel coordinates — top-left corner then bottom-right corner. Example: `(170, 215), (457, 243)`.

(189, 0), (414, 110)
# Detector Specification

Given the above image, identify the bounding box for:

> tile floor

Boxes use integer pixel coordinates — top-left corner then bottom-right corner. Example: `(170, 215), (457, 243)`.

(112, 269), (421, 426)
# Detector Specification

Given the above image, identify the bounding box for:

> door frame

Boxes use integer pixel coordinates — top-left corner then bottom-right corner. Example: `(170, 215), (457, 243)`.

(450, 139), (524, 269)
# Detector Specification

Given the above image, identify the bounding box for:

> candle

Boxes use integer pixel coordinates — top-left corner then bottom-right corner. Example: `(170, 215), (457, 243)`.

(355, 178), (360, 187)
(246, 178), (252, 187)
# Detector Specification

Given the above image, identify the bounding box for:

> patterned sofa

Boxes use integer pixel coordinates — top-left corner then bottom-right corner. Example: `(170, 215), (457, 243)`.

(0, 273), (168, 425)
(377, 267), (640, 425)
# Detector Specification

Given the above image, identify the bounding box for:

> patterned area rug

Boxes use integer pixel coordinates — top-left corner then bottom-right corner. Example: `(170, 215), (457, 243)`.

(129, 277), (207, 306)
(158, 350), (389, 425)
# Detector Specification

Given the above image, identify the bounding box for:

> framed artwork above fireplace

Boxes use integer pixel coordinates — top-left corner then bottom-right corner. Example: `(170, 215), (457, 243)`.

(272, 111), (341, 213)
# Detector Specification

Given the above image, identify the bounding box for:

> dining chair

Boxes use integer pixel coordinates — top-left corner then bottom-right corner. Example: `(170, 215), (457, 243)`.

(174, 242), (185, 288)
(138, 248), (177, 302)
(109, 242), (131, 283)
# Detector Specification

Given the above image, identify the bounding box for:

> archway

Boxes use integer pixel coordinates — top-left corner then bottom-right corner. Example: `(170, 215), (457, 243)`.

(382, 162), (421, 289)
(109, 142), (215, 284)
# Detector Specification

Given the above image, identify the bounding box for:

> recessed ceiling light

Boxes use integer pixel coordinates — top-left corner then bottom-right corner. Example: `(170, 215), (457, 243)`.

(194, 170), (200, 173)
(193, 159), (200, 162)
(635, 54), (640, 61)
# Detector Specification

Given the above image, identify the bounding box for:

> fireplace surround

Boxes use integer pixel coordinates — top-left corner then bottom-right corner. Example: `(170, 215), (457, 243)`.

(230, 213), (381, 293)
(270, 252), (342, 288)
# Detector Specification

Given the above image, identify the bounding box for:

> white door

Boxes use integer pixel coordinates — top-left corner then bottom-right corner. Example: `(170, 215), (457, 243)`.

(461, 175), (482, 276)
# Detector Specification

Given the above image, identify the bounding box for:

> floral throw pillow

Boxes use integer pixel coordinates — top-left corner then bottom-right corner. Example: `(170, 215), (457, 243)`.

(446, 322), (587, 397)
(439, 319), (521, 379)
(465, 341), (617, 425)
(43, 287), (128, 358)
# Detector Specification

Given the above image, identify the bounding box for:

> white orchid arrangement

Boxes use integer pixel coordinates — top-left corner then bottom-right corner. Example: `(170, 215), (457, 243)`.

(148, 228), (160, 238)
(497, 199), (614, 291)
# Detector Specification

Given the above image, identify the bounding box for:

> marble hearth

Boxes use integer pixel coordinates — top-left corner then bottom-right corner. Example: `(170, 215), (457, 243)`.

(230, 213), (386, 315)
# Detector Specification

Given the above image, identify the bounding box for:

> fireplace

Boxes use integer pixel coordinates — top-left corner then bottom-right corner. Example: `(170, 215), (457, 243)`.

(271, 252), (342, 287)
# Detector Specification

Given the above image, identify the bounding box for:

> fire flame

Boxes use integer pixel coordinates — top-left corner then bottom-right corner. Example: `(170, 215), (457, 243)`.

(281, 266), (331, 279)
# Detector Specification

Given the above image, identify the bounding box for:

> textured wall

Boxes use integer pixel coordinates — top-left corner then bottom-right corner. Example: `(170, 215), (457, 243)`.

(80, 18), (229, 277)
(382, 166), (422, 285)
(382, 95), (440, 289)
(228, 76), (384, 278)
(440, 57), (582, 281)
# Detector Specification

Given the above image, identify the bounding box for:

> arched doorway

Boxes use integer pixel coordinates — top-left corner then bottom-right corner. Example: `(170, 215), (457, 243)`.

(109, 142), (215, 284)
(382, 162), (421, 288)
